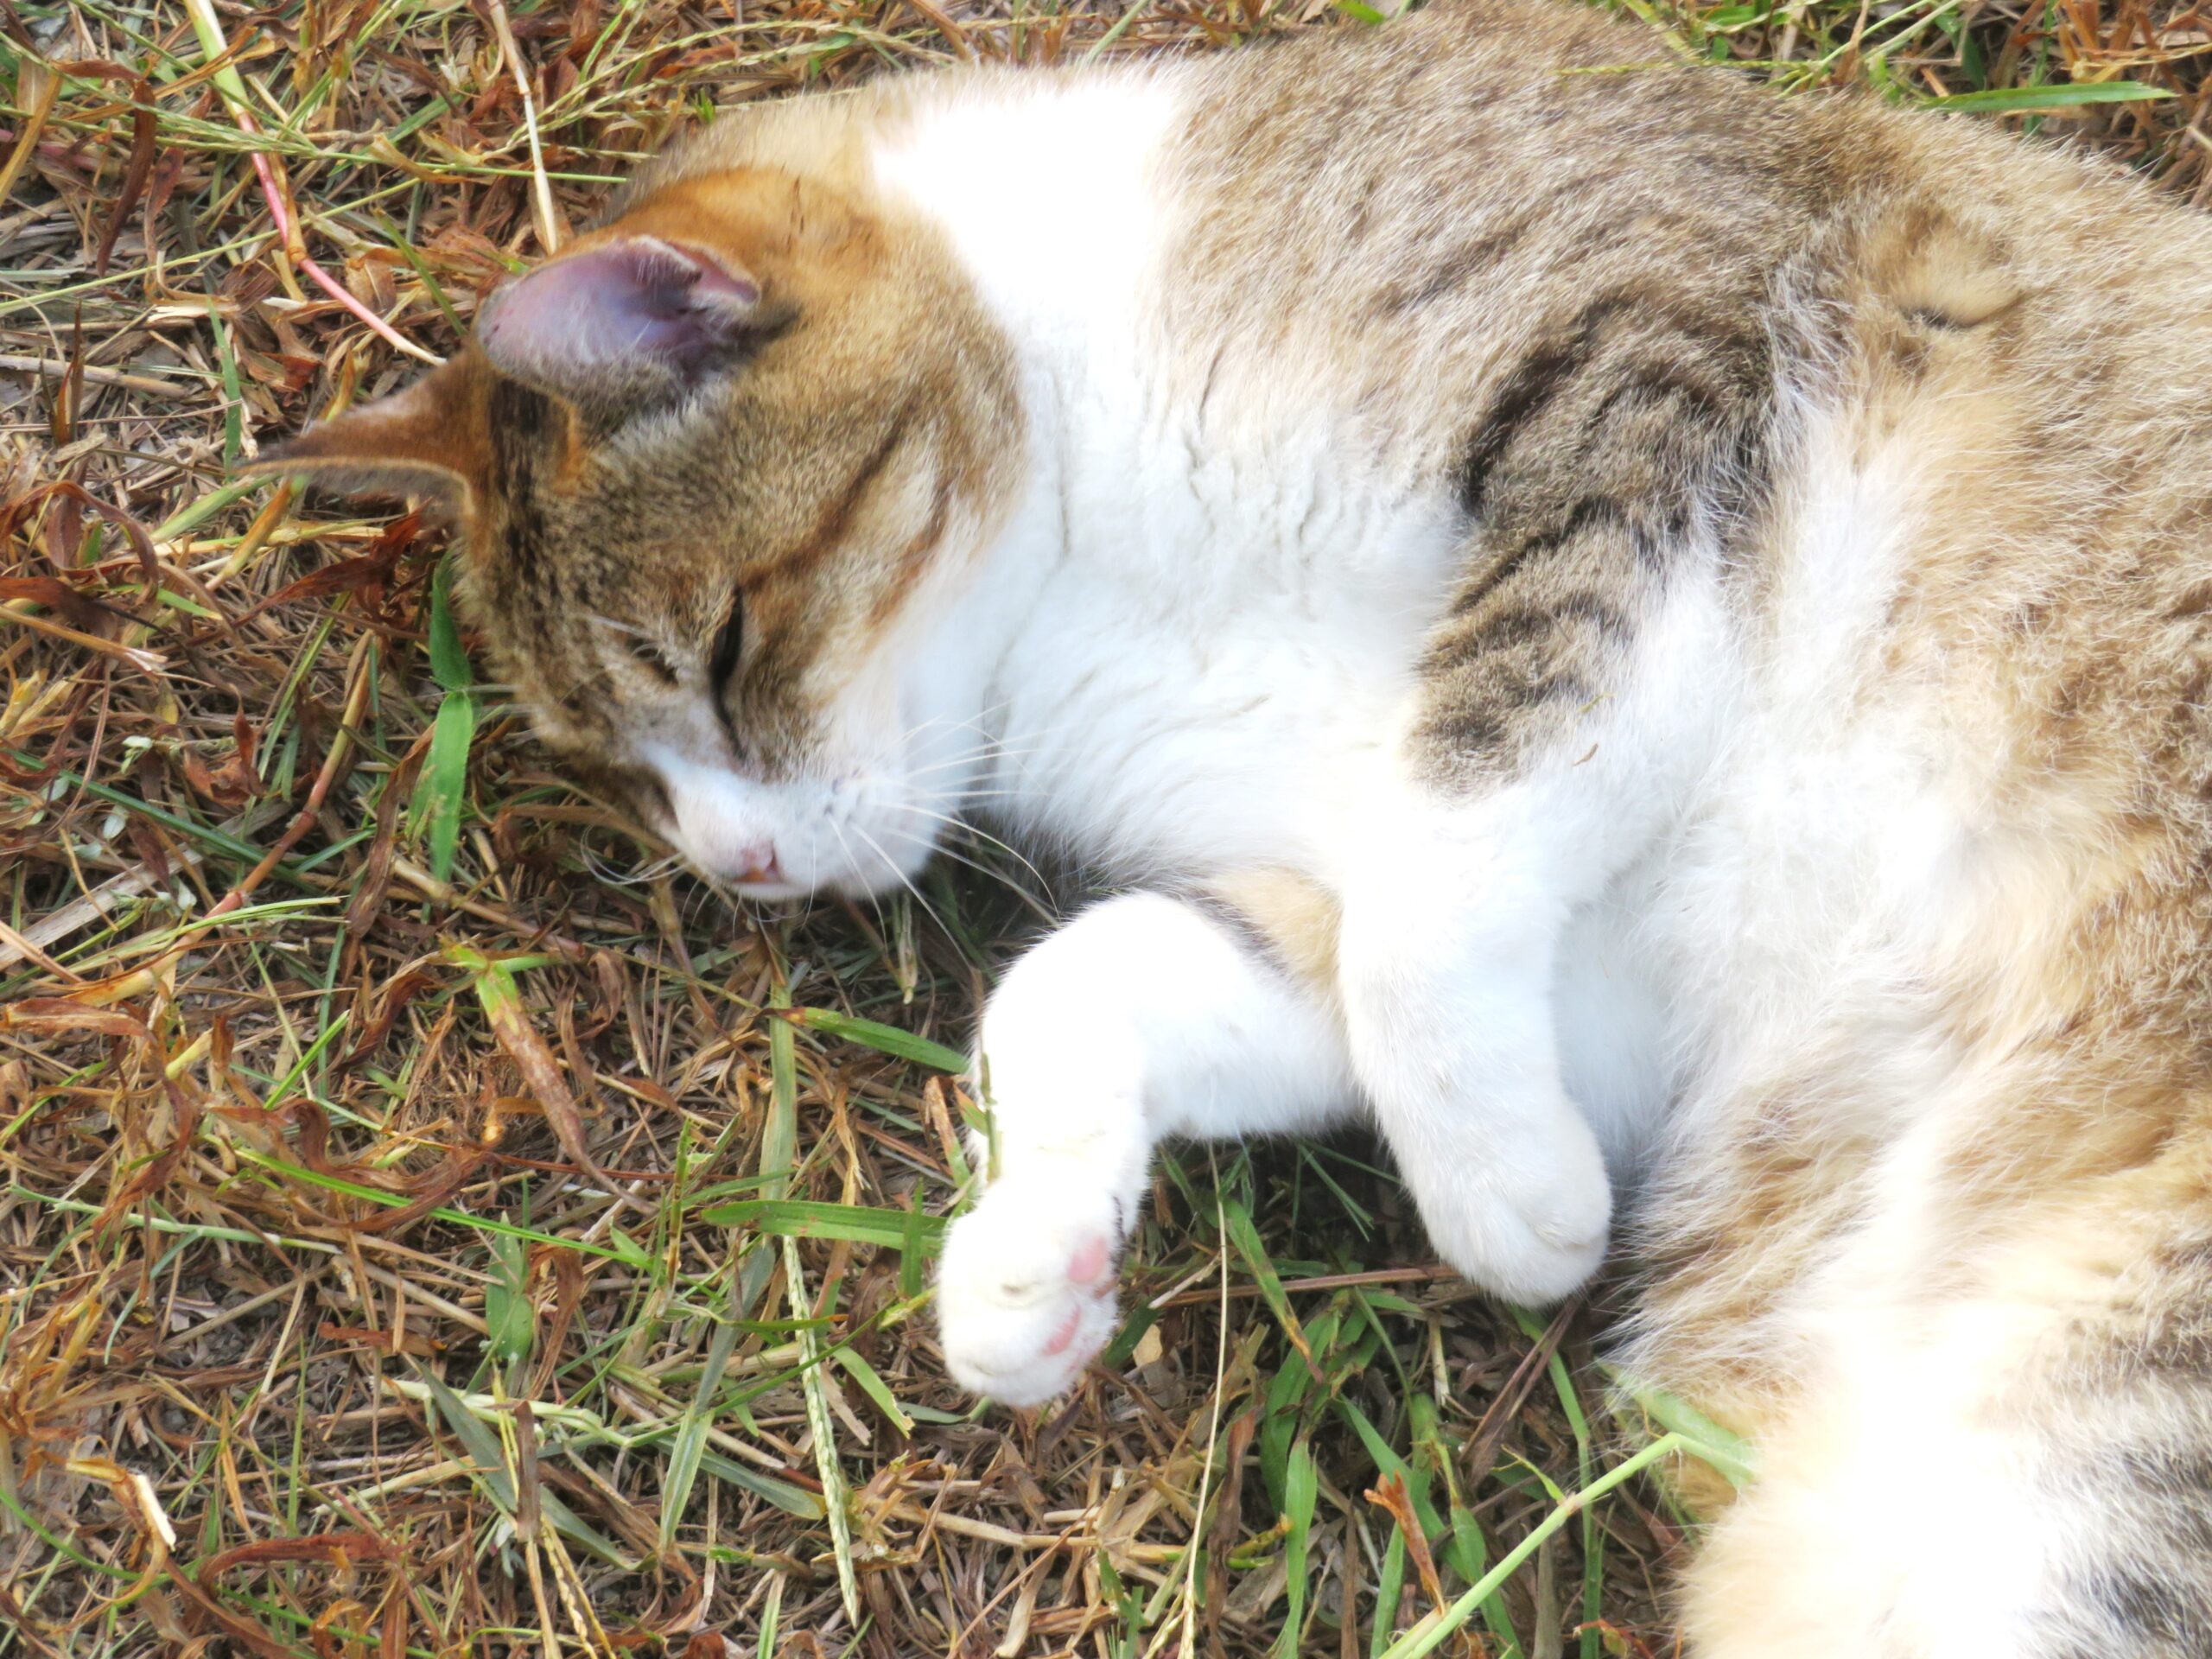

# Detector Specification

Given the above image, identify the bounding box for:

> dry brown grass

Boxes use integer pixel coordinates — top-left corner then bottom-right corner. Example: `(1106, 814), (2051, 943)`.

(2, 1), (2206, 1655)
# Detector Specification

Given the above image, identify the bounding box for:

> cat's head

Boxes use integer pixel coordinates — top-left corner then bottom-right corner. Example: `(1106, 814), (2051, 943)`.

(257, 167), (1022, 898)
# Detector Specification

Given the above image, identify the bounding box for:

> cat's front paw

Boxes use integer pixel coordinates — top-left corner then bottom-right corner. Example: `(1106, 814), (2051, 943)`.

(937, 1180), (1122, 1407)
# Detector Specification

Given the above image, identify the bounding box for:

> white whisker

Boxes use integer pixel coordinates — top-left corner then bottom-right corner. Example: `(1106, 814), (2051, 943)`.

(880, 825), (1059, 924)
(895, 803), (1055, 897)
(848, 821), (960, 951)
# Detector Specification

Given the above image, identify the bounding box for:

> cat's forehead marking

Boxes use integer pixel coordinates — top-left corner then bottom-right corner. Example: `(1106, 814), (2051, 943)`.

(742, 396), (918, 587)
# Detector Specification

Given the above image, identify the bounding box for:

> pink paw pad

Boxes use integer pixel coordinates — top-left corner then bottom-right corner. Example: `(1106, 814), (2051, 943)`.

(1041, 1303), (1084, 1357)
(1067, 1235), (1113, 1287)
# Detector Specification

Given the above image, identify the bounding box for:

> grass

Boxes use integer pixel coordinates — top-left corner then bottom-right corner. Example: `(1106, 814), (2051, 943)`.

(1, 0), (2203, 1653)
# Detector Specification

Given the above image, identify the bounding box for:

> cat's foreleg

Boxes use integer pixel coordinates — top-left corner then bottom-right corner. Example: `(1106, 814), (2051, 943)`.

(1338, 548), (1722, 1301)
(937, 879), (1354, 1404)
(1338, 776), (1621, 1305)
(1332, 265), (1752, 1298)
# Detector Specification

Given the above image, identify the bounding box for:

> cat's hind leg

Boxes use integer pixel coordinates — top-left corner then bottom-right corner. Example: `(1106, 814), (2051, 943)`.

(1679, 1138), (2212, 1658)
(937, 876), (1354, 1404)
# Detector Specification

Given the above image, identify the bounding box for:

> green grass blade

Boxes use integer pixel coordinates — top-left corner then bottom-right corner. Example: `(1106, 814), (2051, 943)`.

(786, 1006), (967, 1073)
(1376, 1433), (1688, 1659)
(1219, 1194), (1316, 1375)
(659, 1317), (740, 1551)
(411, 688), (475, 885)
(409, 1366), (634, 1567)
(1274, 1434), (1319, 1658)
(230, 1147), (628, 1260)
(768, 973), (860, 1624)
(407, 556), (476, 883)
(412, 1362), (505, 1471)
(761, 986), (799, 1203)
(1370, 1526), (1408, 1657)
(484, 1229), (534, 1373)
(698, 1197), (947, 1254)
(758, 1571), (784, 1658)
(1927, 79), (2171, 111)
(1602, 1366), (1758, 1490)
(426, 556), (474, 691)
(696, 1450), (823, 1519)
(1335, 1400), (1444, 1537)
(832, 1345), (915, 1437)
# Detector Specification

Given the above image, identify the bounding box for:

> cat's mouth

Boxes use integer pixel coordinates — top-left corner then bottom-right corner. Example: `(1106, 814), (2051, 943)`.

(721, 848), (805, 899)
(663, 821), (814, 901)
(631, 745), (940, 901)
(710, 844), (918, 905)
(664, 814), (815, 900)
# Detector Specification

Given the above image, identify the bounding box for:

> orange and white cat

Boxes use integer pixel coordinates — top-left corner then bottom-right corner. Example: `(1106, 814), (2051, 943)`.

(263, 4), (2212, 1651)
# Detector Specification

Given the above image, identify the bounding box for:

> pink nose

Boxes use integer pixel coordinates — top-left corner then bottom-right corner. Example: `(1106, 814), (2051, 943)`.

(733, 846), (782, 886)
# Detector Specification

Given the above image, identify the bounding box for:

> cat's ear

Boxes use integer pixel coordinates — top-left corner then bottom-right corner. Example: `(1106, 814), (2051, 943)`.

(245, 356), (489, 507)
(475, 234), (767, 416)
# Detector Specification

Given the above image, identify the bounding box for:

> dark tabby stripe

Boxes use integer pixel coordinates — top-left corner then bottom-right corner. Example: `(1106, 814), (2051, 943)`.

(1448, 499), (1627, 619)
(2049, 1569), (2212, 1659)
(1415, 284), (1773, 775)
(1453, 288), (1766, 516)
(491, 380), (562, 587)
(754, 396), (918, 585)
(1452, 313), (1617, 515)
(1379, 209), (1545, 316)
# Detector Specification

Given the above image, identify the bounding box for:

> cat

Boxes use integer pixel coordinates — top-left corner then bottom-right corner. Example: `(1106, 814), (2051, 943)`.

(255, 2), (2212, 1652)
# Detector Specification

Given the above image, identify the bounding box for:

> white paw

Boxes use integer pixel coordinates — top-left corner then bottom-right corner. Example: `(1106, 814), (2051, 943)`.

(1403, 1111), (1613, 1306)
(937, 1180), (1122, 1407)
(1419, 1192), (1610, 1306)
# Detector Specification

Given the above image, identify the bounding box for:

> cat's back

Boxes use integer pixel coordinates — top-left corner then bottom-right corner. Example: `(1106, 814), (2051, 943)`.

(1163, 2), (2212, 481)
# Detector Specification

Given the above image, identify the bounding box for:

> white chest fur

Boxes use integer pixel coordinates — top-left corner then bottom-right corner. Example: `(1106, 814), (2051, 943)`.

(879, 76), (1468, 884)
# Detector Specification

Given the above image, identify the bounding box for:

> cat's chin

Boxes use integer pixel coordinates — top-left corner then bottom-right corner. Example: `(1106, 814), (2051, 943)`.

(718, 855), (928, 906)
(728, 875), (815, 904)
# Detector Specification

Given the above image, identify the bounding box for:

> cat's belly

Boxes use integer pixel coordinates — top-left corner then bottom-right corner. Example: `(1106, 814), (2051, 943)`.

(1557, 400), (1998, 1176)
(1548, 712), (1976, 1198)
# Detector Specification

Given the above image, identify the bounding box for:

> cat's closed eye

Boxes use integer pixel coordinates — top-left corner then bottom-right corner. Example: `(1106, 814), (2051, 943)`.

(707, 588), (744, 690)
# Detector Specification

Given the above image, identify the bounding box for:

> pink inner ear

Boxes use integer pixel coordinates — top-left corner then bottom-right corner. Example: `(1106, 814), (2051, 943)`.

(478, 236), (761, 399)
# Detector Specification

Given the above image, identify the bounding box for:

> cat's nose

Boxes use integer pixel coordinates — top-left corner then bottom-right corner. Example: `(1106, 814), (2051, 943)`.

(732, 844), (782, 887)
